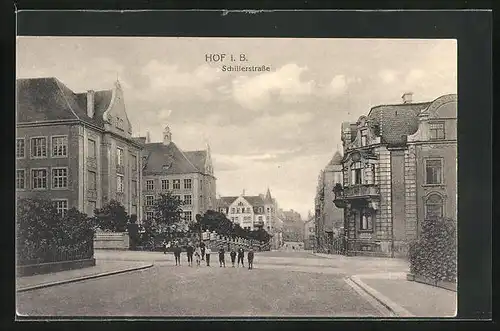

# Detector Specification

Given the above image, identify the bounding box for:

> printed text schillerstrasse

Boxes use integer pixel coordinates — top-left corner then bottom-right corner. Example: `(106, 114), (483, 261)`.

(205, 53), (272, 72)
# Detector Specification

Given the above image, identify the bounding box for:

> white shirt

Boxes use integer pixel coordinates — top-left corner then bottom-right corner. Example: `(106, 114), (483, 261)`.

(205, 247), (211, 254)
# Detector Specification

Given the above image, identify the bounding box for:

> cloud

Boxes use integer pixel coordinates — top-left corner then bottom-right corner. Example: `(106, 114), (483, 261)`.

(379, 69), (398, 84)
(232, 63), (314, 110)
(319, 74), (348, 98)
(139, 60), (222, 101)
(405, 69), (426, 85)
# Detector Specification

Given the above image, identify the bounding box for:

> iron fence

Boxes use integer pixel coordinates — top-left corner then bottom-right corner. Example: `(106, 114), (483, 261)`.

(17, 239), (94, 266)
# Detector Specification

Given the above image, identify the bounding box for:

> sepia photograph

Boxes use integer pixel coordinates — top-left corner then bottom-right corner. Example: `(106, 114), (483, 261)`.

(16, 36), (458, 318)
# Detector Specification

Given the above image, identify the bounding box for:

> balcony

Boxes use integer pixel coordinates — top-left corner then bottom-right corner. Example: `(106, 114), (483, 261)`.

(333, 184), (380, 208)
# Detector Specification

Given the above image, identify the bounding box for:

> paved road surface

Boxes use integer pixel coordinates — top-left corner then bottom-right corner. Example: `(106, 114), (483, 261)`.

(17, 251), (403, 317)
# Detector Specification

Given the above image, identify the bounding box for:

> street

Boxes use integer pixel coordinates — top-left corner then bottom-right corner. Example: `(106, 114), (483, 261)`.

(17, 251), (407, 317)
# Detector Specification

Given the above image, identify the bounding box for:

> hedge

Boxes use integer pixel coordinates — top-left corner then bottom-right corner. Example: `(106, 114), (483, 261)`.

(408, 217), (457, 283)
(17, 198), (95, 265)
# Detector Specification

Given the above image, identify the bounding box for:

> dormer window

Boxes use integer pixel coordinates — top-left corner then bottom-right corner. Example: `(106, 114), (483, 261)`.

(116, 117), (124, 131)
(361, 129), (368, 147)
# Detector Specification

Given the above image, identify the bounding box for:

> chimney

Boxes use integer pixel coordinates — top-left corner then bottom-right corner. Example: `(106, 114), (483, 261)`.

(163, 125), (172, 145)
(86, 90), (95, 118)
(402, 92), (413, 104)
(146, 131), (151, 143)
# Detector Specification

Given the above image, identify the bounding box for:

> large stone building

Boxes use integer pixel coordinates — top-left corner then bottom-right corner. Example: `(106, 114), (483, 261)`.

(138, 125), (216, 230)
(314, 151), (344, 253)
(16, 77), (143, 218)
(334, 93), (457, 257)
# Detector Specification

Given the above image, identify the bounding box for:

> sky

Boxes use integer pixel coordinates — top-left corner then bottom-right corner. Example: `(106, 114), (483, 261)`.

(17, 37), (457, 220)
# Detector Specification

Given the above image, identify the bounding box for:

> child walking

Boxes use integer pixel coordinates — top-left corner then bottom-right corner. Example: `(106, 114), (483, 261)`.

(195, 245), (201, 266)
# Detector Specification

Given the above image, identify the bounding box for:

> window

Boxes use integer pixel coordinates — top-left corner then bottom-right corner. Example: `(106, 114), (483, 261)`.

(425, 194), (443, 219)
(146, 180), (154, 191)
(53, 200), (68, 217)
(88, 171), (96, 190)
(117, 148), (124, 166)
(161, 179), (169, 190)
(52, 136), (68, 157)
(146, 211), (154, 220)
(52, 168), (68, 189)
(16, 138), (25, 158)
(238, 202), (244, 206)
(87, 201), (96, 217)
(231, 208), (235, 214)
(88, 139), (96, 158)
(425, 159), (443, 185)
(247, 208), (251, 213)
(184, 211), (192, 222)
(173, 195), (181, 201)
(16, 169), (25, 189)
(32, 169), (47, 189)
(429, 122), (445, 140)
(117, 117), (124, 131)
(184, 179), (192, 189)
(237, 208), (241, 213)
(258, 216), (263, 221)
(351, 162), (362, 185)
(117, 175), (124, 192)
(259, 207), (263, 213)
(364, 164), (375, 185)
(184, 195), (192, 205)
(360, 209), (373, 230)
(173, 179), (181, 190)
(130, 155), (137, 171)
(31, 137), (47, 158)
(145, 195), (155, 206)
(361, 129), (368, 146)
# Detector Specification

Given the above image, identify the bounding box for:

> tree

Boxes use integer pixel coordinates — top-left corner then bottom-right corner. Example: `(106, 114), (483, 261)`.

(94, 200), (129, 232)
(196, 210), (233, 235)
(152, 192), (185, 235)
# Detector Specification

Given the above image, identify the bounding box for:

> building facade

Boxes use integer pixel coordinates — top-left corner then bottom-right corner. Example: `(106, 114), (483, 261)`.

(216, 188), (280, 233)
(139, 126), (216, 230)
(282, 209), (305, 243)
(16, 77), (143, 219)
(304, 216), (315, 250)
(334, 93), (457, 257)
(314, 151), (344, 253)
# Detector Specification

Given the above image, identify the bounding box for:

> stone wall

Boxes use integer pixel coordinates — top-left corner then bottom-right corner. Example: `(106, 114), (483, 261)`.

(375, 147), (392, 241)
(404, 144), (418, 241)
(94, 231), (130, 250)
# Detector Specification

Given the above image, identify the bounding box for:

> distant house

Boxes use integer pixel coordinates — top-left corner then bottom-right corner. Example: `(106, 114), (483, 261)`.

(16, 77), (143, 219)
(137, 125), (216, 230)
(304, 217), (315, 250)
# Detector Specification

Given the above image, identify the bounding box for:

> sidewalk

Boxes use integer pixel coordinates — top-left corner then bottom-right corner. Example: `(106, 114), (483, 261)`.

(16, 260), (153, 292)
(349, 273), (457, 317)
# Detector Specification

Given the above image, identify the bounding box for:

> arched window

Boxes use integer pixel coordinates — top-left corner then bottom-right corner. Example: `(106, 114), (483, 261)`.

(425, 193), (443, 219)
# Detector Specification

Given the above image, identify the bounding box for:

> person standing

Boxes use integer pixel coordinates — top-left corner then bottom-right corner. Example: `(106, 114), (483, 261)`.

(237, 247), (245, 267)
(205, 245), (211, 266)
(200, 241), (206, 261)
(195, 245), (201, 267)
(218, 247), (226, 268)
(230, 248), (237, 267)
(174, 244), (181, 266)
(248, 249), (254, 270)
(186, 243), (194, 267)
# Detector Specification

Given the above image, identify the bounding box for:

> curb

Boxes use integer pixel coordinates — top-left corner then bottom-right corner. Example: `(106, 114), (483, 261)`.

(17, 263), (154, 293)
(349, 275), (415, 317)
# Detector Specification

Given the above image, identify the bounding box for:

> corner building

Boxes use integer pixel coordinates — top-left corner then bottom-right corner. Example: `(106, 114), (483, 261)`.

(16, 78), (143, 218)
(334, 93), (457, 257)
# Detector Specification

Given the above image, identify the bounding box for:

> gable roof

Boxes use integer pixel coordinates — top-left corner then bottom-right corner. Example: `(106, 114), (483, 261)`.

(217, 196), (238, 208)
(184, 150), (207, 172)
(16, 77), (112, 127)
(328, 151), (343, 166)
(142, 142), (203, 175)
(217, 195), (266, 209)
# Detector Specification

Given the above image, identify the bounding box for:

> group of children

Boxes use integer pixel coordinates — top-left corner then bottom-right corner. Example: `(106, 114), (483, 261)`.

(167, 241), (254, 270)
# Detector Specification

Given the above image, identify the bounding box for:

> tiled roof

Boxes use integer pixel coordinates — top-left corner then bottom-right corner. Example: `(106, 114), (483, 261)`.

(217, 195), (266, 208)
(217, 197), (238, 207)
(328, 151), (343, 166)
(142, 142), (201, 175)
(184, 150), (207, 172)
(367, 102), (431, 146)
(16, 77), (112, 127)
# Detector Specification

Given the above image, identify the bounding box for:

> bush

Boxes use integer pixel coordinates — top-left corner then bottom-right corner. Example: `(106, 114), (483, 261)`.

(408, 217), (457, 283)
(16, 198), (95, 265)
(93, 200), (129, 232)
